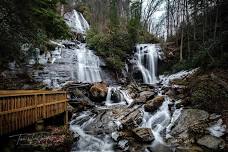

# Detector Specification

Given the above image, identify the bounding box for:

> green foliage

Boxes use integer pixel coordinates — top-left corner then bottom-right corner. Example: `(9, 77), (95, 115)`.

(109, 0), (119, 28)
(86, 28), (131, 71)
(127, 0), (142, 46)
(86, 0), (159, 72)
(0, 0), (71, 68)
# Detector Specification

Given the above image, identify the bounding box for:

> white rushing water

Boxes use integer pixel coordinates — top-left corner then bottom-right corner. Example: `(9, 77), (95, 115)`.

(105, 86), (133, 106)
(70, 112), (113, 152)
(135, 44), (158, 84)
(76, 43), (102, 83)
(64, 10), (90, 34)
(159, 68), (199, 86)
(32, 41), (102, 88)
(28, 10), (102, 88)
(141, 96), (171, 144)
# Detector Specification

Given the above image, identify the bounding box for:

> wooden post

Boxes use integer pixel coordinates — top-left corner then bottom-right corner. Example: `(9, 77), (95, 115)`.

(64, 93), (68, 127)
(35, 95), (37, 121)
(43, 94), (46, 119)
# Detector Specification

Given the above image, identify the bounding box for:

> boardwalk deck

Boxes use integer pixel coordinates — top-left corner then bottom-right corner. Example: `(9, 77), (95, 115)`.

(0, 90), (67, 136)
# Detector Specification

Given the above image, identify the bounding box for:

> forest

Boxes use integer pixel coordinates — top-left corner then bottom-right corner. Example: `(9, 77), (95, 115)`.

(0, 0), (228, 152)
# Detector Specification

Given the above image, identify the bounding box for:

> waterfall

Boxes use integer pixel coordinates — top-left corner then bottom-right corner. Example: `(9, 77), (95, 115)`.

(135, 44), (158, 84)
(64, 10), (90, 34)
(70, 112), (113, 152)
(76, 43), (102, 83)
(141, 97), (171, 144)
(105, 86), (133, 106)
(31, 9), (103, 88)
(32, 41), (102, 88)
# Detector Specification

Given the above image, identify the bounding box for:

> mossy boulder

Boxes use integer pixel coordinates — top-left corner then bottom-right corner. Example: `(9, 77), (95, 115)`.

(189, 75), (228, 113)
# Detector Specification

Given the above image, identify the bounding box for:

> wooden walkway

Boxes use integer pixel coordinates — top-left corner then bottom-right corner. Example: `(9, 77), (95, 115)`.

(0, 90), (68, 136)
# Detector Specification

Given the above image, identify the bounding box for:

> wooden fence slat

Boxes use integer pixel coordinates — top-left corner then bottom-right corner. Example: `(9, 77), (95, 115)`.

(0, 91), (67, 136)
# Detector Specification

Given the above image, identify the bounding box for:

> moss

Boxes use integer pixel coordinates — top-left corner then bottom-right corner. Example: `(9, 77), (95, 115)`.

(189, 75), (228, 113)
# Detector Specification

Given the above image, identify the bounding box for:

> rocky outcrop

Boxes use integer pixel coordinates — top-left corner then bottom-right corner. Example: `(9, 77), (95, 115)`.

(132, 128), (154, 143)
(110, 89), (122, 103)
(89, 82), (108, 101)
(84, 107), (143, 134)
(169, 109), (209, 136)
(144, 96), (164, 112)
(117, 109), (143, 129)
(167, 109), (210, 146)
(135, 91), (155, 103)
(197, 135), (225, 150)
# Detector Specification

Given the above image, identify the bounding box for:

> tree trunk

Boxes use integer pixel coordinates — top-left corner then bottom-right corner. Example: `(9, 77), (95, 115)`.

(180, 27), (184, 62)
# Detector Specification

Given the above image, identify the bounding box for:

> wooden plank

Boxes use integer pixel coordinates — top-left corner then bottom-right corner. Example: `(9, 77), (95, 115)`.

(0, 91), (66, 97)
(35, 95), (37, 121)
(0, 91), (67, 136)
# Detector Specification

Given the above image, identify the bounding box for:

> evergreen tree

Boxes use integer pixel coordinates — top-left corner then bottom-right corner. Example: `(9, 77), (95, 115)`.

(128, 0), (142, 47)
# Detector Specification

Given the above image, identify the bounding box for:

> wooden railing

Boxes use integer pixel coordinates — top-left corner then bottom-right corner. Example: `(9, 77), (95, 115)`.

(0, 90), (67, 136)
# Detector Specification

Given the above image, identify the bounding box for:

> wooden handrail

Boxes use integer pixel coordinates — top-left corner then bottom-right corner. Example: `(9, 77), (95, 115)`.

(0, 90), (68, 136)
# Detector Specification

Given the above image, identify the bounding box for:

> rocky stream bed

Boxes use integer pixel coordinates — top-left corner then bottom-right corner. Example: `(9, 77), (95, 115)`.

(65, 69), (227, 152)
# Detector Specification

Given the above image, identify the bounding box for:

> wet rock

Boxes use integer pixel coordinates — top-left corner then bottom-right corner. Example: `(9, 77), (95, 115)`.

(111, 89), (122, 103)
(176, 145), (203, 152)
(89, 82), (108, 101)
(165, 89), (175, 97)
(176, 97), (191, 108)
(172, 84), (187, 93)
(118, 109), (143, 129)
(69, 99), (95, 112)
(84, 110), (119, 134)
(197, 135), (225, 150)
(132, 128), (154, 142)
(144, 96), (164, 112)
(118, 140), (129, 151)
(167, 109), (210, 146)
(72, 132), (80, 141)
(132, 67), (144, 83)
(170, 109), (209, 136)
(136, 91), (155, 103)
(111, 131), (134, 142)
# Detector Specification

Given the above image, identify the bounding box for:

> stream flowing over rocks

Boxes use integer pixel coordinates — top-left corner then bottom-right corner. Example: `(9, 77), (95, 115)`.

(67, 68), (226, 152)
(33, 10), (226, 152)
(2, 9), (226, 152)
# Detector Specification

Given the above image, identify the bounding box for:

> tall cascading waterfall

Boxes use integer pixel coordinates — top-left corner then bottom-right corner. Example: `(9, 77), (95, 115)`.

(32, 41), (102, 87)
(30, 10), (102, 87)
(76, 43), (102, 83)
(135, 44), (158, 84)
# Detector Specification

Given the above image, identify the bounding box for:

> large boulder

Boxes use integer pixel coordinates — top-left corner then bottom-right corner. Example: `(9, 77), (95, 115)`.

(170, 109), (209, 136)
(132, 128), (154, 143)
(144, 96), (164, 112)
(84, 107), (143, 134)
(167, 109), (210, 146)
(197, 135), (225, 150)
(111, 89), (122, 103)
(135, 91), (155, 103)
(89, 82), (108, 101)
(117, 109), (143, 129)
